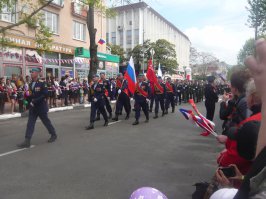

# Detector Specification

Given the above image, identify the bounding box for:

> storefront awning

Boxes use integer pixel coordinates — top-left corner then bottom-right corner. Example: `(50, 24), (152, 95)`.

(75, 47), (120, 63)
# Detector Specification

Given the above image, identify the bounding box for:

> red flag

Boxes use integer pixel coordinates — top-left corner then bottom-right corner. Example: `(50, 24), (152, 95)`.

(146, 59), (157, 83)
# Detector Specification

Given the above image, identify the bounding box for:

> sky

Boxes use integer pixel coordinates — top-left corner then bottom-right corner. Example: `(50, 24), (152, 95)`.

(143, 0), (254, 65)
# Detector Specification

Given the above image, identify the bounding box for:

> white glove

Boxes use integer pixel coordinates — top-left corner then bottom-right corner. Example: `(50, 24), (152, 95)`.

(30, 102), (34, 107)
(146, 99), (150, 103)
(107, 97), (110, 101)
(93, 98), (98, 102)
(118, 89), (121, 94)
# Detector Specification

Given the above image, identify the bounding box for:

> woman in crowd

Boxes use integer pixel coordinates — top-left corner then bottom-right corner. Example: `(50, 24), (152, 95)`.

(69, 78), (79, 105)
(16, 75), (25, 113)
(6, 78), (17, 114)
(0, 77), (6, 114)
(59, 76), (68, 107)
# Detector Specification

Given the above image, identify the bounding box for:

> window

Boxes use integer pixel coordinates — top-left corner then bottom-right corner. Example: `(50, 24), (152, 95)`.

(44, 11), (58, 34)
(126, 30), (132, 45)
(134, 29), (139, 44)
(119, 31), (123, 47)
(0, 1), (16, 23)
(52, 0), (64, 6)
(106, 33), (109, 44)
(73, 21), (86, 41)
(111, 32), (116, 45)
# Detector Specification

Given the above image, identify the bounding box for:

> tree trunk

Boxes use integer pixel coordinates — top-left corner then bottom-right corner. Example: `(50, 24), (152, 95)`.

(87, 4), (98, 82)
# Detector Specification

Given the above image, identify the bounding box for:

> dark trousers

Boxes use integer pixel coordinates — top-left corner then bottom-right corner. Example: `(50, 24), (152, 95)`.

(149, 94), (154, 111)
(97, 96), (112, 118)
(165, 93), (175, 111)
(90, 100), (108, 123)
(154, 94), (165, 114)
(0, 93), (5, 114)
(205, 101), (215, 121)
(115, 93), (131, 116)
(135, 100), (149, 121)
(176, 92), (182, 105)
(25, 109), (56, 139)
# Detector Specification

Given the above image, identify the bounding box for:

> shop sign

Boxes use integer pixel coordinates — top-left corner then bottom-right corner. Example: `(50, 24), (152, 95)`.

(0, 34), (74, 55)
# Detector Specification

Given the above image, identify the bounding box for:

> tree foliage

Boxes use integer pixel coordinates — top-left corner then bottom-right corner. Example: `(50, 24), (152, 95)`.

(237, 38), (255, 65)
(107, 43), (126, 64)
(129, 39), (178, 75)
(247, 0), (266, 37)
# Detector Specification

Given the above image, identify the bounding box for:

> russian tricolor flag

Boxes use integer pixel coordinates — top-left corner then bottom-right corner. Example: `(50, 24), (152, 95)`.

(124, 56), (136, 94)
(98, 38), (106, 45)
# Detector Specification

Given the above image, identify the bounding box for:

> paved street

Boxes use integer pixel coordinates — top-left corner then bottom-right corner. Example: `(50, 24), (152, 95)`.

(0, 102), (223, 199)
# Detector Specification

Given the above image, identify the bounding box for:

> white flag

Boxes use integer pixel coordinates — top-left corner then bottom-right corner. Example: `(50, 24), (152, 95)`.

(157, 63), (162, 77)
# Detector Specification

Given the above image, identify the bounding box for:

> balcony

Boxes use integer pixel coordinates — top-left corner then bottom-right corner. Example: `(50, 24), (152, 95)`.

(71, 2), (88, 20)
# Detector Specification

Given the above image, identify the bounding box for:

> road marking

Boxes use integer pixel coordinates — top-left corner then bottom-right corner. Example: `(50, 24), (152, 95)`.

(108, 120), (122, 125)
(0, 145), (35, 158)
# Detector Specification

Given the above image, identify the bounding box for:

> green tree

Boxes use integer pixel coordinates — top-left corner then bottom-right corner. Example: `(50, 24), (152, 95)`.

(247, 0), (266, 39)
(0, 0), (53, 51)
(81, 0), (115, 81)
(151, 39), (178, 75)
(107, 43), (126, 64)
(237, 38), (255, 65)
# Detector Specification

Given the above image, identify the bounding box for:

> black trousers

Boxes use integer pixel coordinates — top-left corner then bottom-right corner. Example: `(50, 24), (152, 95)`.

(165, 93), (175, 110)
(90, 100), (108, 123)
(135, 100), (149, 121)
(149, 94), (154, 111)
(205, 101), (215, 121)
(0, 93), (5, 114)
(25, 109), (56, 139)
(115, 93), (131, 116)
(97, 95), (112, 118)
(176, 92), (182, 105)
(154, 94), (165, 114)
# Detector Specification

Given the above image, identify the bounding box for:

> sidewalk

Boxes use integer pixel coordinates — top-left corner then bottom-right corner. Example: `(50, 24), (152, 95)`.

(0, 101), (117, 120)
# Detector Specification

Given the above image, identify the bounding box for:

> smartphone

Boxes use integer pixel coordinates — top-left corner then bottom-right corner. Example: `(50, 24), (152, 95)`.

(219, 166), (236, 178)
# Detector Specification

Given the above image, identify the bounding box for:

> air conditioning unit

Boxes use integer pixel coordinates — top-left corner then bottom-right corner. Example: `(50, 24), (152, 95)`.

(117, 26), (123, 31)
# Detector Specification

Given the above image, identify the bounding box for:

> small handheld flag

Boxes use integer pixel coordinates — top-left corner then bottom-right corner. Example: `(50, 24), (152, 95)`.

(98, 39), (106, 45)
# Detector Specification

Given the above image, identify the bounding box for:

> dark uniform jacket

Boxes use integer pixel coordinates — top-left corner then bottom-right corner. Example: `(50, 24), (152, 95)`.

(134, 81), (150, 102)
(28, 80), (49, 113)
(89, 82), (106, 102)
(204, 83), (218, 104)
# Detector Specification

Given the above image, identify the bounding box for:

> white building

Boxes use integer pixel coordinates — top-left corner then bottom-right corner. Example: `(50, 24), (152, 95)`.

(106, 1), (191, 70)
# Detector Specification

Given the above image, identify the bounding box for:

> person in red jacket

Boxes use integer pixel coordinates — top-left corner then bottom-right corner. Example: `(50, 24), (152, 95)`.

(217, 80), (261, 175)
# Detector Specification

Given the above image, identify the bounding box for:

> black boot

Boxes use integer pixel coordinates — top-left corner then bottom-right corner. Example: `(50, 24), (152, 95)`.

(162, 111), (165, 117)
(172, 107), (175, 113)
(153, 113), (158, 119)
(165, 110), (168, 114)
(85, 123), (94, 130)
(145, 118), (149, 123)
(17, 138), (31, 148)
(112, 114), (119, 121)
(95, 116), (100, 121)
(48, 134), (57, 143)
(108, 113), (112, 119)
(103, 120), (108, 126)
(132, 120), (139, 125)
(125, 114), (129, 120)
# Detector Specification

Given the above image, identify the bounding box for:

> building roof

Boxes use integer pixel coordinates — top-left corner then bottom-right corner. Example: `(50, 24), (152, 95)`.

(113, 1), (190, 42)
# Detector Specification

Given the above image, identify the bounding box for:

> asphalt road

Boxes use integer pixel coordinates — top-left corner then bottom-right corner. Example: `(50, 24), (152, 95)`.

(0, 102), (223, 199)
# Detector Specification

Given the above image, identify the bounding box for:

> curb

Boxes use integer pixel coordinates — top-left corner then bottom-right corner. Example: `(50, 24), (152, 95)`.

(0, 100), (118, 121)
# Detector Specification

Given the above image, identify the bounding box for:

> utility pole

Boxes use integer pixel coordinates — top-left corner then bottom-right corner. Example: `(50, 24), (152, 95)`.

(255, 0), (259, 40)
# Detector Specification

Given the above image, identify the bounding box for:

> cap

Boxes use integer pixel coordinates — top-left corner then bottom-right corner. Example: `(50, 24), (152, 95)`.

(93, 74), (100, 78)
(30, 68), (41, 73)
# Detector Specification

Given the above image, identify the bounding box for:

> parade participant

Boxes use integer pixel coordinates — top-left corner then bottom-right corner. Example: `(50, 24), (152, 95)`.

(112, 73), (131, 121)
(96, 72), (112, 120)
(153, 76), (166, 119)
(149, 80), (155, 113)
(86, 74), (108, 130)
(205, 76), (219, 121)
(176, 80), (183, 105)
(110, 78), (116, 101)
(17, 68), (57, 148)
(0, 77), (6, 114)
(165, 77), (176, 114)
(133, 74), (150, 125)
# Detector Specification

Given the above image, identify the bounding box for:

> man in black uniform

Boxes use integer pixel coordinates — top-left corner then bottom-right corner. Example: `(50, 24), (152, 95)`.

(153, 76), (166, 119)
(86, 74), (108, 130)
(17, 68), (57, 148)
(205, 76), (218, 121)
(112, 73), (131, 121)
(95, 72), (112, 120)
(165, 77), (176, 114)
(176, 80), (183, 105)
(133, 74), (150, 125)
